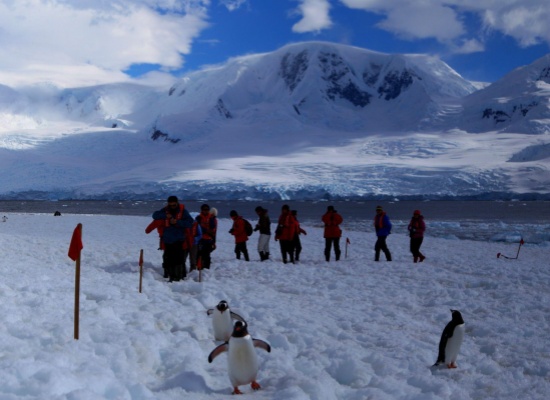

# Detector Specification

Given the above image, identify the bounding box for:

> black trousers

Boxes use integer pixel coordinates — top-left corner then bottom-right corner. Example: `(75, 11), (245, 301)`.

(324, 237), (341, 261)
(375, 236), (392, 261)
(197, 240), (215, 269)
(164, 241), (185, 280)
(279, 240), (295, 263)
(410, 237), (424, 257)
(235, 242), (249, 261)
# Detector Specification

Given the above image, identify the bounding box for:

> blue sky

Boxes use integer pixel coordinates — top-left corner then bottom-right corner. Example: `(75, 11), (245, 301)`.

(0, 0), (548, 87)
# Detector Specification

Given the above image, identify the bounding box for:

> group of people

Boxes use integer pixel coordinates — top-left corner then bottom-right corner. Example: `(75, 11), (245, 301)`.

(146, 197), (218, 282)
(373, 205), (426, 263)
(146, 197), (427, 281)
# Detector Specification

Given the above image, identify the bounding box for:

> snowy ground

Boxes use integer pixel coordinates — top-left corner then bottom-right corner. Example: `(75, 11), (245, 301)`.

(0, 212), (548, 399)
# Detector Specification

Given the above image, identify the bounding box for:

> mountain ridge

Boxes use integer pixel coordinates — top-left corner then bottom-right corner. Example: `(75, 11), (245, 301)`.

(0, 41), (548, 200)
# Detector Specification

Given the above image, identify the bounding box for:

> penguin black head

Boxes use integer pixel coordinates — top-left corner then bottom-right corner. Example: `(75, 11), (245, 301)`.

(232, 321), (249, 338)
(217, 300), (229, 313)
(450, 309), (464, 325)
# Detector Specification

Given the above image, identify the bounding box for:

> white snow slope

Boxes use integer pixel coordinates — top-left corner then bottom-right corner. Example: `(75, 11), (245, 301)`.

(0, 42), (549, 200)
(0, 212), (548, 399)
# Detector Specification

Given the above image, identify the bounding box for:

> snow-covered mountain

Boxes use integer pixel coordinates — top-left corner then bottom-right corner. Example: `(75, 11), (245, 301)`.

(0, 42), (548, 200)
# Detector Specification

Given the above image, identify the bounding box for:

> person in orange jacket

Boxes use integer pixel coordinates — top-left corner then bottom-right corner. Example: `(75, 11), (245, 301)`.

(275, 204), (297, 264)
(291, 210), (307, 262)
(322, 205), (343, 261)
(229, 210), (250, 261)
(196, 203), (217, 269)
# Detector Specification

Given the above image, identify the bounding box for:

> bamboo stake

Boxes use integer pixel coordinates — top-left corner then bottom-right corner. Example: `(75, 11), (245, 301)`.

(139, 249), (144, 293)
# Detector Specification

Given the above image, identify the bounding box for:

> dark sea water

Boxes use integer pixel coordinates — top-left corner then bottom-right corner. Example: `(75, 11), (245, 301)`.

(1, 200), (549, 243)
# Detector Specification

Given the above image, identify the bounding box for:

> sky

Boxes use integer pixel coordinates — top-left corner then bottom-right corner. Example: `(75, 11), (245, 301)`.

(0, 0), (549, 89)
(0, 209), (548, 399)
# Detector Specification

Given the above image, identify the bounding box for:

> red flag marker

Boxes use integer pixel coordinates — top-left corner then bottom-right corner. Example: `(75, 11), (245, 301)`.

(68, 224), (83, 261)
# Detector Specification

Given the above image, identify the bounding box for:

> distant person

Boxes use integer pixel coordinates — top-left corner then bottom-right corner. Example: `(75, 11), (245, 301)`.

(152, 196), (194, 281)
(275, 204), (297, 264)
(196, 204), (217, 269)
(291, 210), (307, 262)
(374, 205), (392, 261)
(322, 206), (343, 261)
(229, 210), (249, 261)
(254, 206), (271, 261)
(408, 209), (426, 263)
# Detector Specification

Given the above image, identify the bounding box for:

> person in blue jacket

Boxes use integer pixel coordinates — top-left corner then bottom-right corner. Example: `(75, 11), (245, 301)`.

(152, 195), (194, 281)
(374, 205), (392, 261)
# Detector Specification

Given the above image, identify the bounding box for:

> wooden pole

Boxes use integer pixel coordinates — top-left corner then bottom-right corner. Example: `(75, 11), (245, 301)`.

(139, 249), (144, 293)
(74, 223), (82, 341)
(345, 237), (349, 259)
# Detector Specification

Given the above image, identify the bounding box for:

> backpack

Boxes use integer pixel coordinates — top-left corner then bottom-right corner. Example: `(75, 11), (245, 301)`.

(243, 218), (253, 236)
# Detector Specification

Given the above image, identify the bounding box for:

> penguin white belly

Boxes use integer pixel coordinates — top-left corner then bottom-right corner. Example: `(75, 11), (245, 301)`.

(212, 311), (233, 342)
(445, 324), (465, 364)
(227, 337), (259, 387)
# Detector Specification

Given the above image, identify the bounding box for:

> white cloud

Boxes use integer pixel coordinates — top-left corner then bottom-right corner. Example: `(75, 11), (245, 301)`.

(338, 0), (550, 50)
(454, 38), (485, 54)
(218, 0), (248, 12)
(292, 0), (332, 33)
(0, 0), (210, 88)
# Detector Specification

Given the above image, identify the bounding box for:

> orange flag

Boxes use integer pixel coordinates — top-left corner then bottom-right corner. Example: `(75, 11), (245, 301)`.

(68, 224), (83, 261)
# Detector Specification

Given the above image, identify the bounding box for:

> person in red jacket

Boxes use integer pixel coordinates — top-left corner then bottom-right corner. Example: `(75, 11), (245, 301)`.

(322, 205), (343, 261)
(407, 209), (426, 263)
(291, 210), (307, 262)
(275, 204), (297, 264)
(196, 203), (217, 269)
(229, 210), (250, 261)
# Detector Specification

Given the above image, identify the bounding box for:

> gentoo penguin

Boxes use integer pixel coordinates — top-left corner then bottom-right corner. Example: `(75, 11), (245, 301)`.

(434, 309), (465, 368)
(208, 320), (271, 395)
(206, 300), (246, 342)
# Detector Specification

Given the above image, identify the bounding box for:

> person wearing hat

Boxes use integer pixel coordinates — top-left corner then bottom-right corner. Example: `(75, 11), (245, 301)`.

(322, 205), (343, 261)
(408, 209), (426, 263)
(254, 206), (271, 261)
(152, 196), (194, 281)
(229, 210), (250, 261)
(374, 205), (392, 261)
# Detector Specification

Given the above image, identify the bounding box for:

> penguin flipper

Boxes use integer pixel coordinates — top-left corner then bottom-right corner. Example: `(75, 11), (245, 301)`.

(206, 309), (214, 316)
(208, 342), (228, 363)
(230, 311), (246, 323)
(253, 339), (271, 353)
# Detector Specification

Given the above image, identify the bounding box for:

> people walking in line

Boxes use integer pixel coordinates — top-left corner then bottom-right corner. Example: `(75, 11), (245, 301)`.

(152, 196), (194, 281)
(229, 210), (250, 261)
(322, 206), (343, 261)
(374, 205), (392, 261)
(196, 203), (217, 269)
(408, 209), (426, 263)
(291, 210), (307, 262)
(275, 204), (297, 264)
(254, 206), (271, 261)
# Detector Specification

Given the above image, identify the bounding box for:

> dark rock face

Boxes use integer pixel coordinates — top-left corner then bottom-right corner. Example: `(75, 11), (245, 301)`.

(280, 50), (309, 92)
(216, 99), (233, 119)
(377, 70), (416, 100)
(318, 51), (371, 107)
(482, 101), (539, 124)
(151, 129), (180, 143)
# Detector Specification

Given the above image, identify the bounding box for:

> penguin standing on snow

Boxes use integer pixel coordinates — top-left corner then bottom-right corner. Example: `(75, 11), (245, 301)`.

(208, 320), (271, 395)
(207, 300), (246, 342)
(434, 309), (465, 368)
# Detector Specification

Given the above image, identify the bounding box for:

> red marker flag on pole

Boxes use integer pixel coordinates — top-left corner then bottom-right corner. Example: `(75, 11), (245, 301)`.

(68, 224), (83, 261)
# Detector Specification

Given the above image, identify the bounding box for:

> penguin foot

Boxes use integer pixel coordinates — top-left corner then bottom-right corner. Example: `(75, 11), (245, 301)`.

(232, 387), (243, 395)
(447, 362), (458, 369)
(251, 381), (261, 391)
